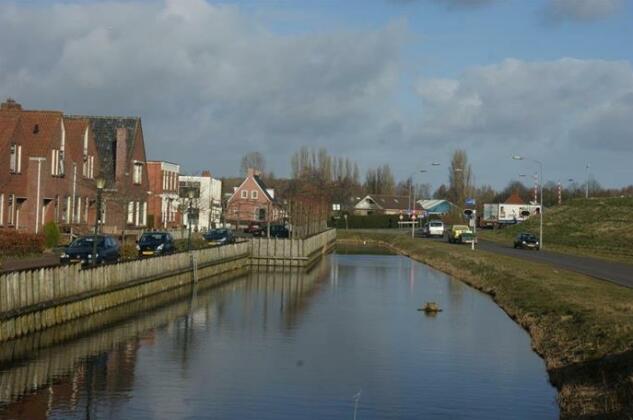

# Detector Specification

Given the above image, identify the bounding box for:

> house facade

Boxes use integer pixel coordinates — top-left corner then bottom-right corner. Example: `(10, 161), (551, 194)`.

(225, 168), (282, 227)
(179, 171), (222, 232)
(0, 99), (102, 234)
(353, 194), (423, 216)
(69, 115), (150, 234)
(147, 161), (181, 229)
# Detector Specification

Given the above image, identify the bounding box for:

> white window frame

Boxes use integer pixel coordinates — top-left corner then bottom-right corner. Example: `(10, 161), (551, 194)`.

(133, 161), (143, 184)
(10, 144), (22, 174)
(8, 194), (15, 225)
(135, 201), (140, 226)
(251, 190), (258, 200)
(142, 202), (147, 226)
(76, 197), (82, 223)
(241, 190), (248, 199)
(127, 202), (134, 224)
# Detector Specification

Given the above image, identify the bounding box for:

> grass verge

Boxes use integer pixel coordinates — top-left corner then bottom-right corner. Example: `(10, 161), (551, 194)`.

(338, 230), (633, 419)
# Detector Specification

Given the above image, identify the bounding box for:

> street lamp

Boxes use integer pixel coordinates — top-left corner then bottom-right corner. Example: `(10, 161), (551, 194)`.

(513, 155), (543, 250)
(187, 189), (194, 252)
(409, 162), (441, 238)
(92, 176), (106, 266)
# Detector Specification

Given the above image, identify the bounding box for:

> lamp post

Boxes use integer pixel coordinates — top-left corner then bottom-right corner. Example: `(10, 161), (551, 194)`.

(187, 190), (194, 252)
(513, 155), (543, 250)
(585, 163), (590, 199)
(92, 176), (106, 266)
(409, 162), (440, 238)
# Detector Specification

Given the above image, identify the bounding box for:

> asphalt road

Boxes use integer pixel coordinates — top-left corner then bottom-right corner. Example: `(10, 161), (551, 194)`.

(476, 239), (633, 289)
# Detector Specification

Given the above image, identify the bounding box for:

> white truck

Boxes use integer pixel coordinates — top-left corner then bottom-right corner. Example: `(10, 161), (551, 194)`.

(480, 203), (541, 228)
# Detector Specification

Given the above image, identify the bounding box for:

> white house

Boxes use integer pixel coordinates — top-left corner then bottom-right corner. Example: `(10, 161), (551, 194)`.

(179, 171), (222, 231)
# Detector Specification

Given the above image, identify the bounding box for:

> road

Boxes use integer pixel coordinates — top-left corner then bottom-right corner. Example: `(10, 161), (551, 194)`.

(476, 239), (633, 289)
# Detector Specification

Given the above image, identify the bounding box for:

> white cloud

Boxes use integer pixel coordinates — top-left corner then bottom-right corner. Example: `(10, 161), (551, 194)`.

(544, 0), (624, 23)
(0, 0), (405, 176)
(413, 58), (633, 186)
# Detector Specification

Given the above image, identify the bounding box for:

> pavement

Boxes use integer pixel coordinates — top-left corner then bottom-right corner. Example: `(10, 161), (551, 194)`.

(475, 239), (633, 289)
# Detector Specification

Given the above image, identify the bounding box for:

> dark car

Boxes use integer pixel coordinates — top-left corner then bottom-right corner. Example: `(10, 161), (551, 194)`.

(137, 232), (175, 257)
(60, 235), (120, 266)
(263, 224), (290, 238)
(514, 232), (540, 250)
(204, 228), (235, 245)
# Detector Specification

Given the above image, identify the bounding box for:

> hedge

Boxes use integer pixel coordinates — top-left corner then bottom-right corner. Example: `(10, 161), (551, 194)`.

(0, 230), (46, 257)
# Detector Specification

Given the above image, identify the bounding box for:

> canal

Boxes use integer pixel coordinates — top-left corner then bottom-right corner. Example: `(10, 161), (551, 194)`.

(0, 253), (558, 419)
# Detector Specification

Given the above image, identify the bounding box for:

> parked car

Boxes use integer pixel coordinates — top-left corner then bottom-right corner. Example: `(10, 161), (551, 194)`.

(204, 228), (235, 245)
(422, 221), (445, 237)
(262, 224), (290, 238)
(137, 232), (175, 257)
(244, 223), (263, 236)
(513, 232), (540, 250)
(447, 225), (474, 244)
(60, 235), (120, 266)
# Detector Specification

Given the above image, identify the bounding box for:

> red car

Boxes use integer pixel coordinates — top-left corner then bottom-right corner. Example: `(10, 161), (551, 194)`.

(244, 223), (263, 236)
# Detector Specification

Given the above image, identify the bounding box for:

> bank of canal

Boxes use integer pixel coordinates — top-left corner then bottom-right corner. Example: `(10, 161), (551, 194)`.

(0, 253), (557, 419)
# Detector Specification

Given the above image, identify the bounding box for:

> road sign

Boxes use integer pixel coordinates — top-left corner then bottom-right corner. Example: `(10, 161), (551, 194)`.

(465, 198), (476, 206)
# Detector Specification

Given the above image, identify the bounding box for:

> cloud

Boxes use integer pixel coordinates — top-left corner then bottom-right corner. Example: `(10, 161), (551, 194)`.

(413, 58), (633, 185)
(0, 0), (405, 176)
(390, 0), (495, 9)
(543, 0), (624, 23)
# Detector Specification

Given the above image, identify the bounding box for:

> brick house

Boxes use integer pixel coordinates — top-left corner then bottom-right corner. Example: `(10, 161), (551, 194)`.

(225, 168), (283, 227)
(0, 99), (101, 234)
(69, 115), (151, 234)
(147, 161), (181, 229)
(0, 99), (150, 235)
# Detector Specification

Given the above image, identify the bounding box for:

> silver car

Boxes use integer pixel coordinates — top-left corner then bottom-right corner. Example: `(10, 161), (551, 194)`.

(423, 221), (445, 237)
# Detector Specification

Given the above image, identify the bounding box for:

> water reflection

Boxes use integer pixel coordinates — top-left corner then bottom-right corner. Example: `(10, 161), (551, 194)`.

(0, 254), (557, 419)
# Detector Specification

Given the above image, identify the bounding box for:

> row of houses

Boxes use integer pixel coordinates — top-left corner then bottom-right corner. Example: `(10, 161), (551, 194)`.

(0, 99), (282, 236)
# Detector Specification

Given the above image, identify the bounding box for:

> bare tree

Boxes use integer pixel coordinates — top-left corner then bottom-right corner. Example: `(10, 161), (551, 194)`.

(447, 149), (473, 206)
(240, 152), (266, 176)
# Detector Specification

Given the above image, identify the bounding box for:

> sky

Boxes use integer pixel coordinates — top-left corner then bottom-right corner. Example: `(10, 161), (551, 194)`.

(1, 0), (632, 190)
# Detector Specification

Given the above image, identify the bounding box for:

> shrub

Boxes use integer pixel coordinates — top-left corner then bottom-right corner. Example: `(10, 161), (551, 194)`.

(328, 214), (408, 229)
(0, 230), (46, 257)
(43, 221), (61, 248)
(121, 242), (138, 261)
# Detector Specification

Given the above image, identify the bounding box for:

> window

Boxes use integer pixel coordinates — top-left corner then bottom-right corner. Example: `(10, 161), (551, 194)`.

(51, 149), (65, 176)
(135, 201), (140, 226)
(76, 197), (82, 223)
(7, 194), (15, 225)
(82, 155), (94, 178)
(142, 202), (147, 226)
(251, 190), (258, 200)
(127, 202), (134, 224)
(133, 161), (143, 184)
(65, 196), (71, 223)
(241, 190), (248, 199)
(9, 144), (21, 173)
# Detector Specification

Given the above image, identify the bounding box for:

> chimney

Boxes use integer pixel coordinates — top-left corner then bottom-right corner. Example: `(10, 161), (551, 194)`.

(115, 127), (128, 181)
(201, 170), (211, 178)
(1, 98), (22, 112)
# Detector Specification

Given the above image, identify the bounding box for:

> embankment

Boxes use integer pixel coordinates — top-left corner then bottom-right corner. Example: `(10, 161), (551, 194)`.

(338, 231), (633, 419)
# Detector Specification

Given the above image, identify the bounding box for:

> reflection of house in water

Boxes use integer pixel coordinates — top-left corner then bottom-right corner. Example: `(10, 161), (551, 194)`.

(0, 338), (146, 419)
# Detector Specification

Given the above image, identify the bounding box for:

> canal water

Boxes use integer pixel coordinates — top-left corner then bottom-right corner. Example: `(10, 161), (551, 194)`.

(0, 254), (558, 419)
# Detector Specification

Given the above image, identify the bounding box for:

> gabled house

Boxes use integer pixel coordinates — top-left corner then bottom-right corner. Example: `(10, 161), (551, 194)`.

(0, 99), (101, 234)
(353, 194), (423, 216)
(225, 168), (283, 227)
(68, 115), (150, 233)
